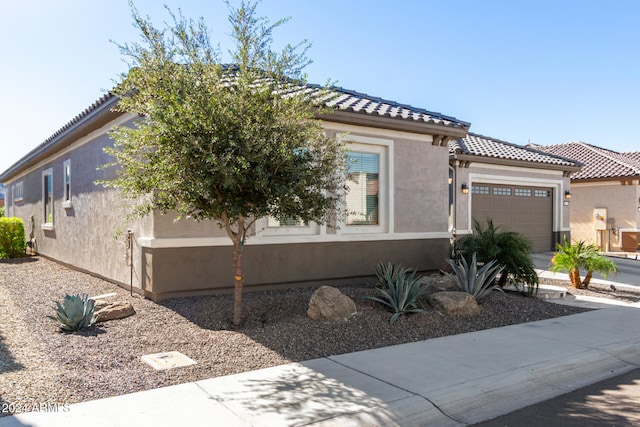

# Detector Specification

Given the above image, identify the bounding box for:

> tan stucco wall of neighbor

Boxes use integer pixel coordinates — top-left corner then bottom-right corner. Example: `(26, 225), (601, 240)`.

(570, 181), (639, 251)
(452, 162), (571, 247)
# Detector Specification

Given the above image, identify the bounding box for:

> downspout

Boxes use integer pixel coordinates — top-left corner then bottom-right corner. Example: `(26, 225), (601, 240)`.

(125, 229), (133, 296)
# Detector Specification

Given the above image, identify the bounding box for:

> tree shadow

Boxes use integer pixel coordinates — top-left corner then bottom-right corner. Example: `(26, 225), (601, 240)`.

(0, 331), (24, 374)
(0, 256), (38, 265)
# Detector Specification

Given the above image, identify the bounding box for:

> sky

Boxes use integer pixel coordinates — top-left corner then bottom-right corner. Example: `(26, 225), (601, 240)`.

(1, 0), (639, 177)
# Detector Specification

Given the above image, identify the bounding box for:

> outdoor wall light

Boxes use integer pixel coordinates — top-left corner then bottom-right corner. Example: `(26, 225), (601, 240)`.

(461, 184), (469, 194)
(564, 190), (571, 199)
(448, 177), (453, 185)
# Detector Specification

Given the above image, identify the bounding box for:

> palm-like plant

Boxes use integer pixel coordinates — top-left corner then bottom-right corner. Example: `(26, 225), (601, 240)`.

(454, 219), (538, 293)
(551, 237), (616, 288)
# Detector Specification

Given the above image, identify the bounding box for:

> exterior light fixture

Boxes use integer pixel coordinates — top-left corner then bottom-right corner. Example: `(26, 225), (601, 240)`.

(448, 177), (453, 185)
(461, 184), (469, 194)
(564, 190), (571, 200)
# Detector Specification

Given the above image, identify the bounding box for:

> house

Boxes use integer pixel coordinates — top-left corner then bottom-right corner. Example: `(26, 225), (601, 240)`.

(0, 87), (471, 300)
(450, 134), (581, 252)
(531, 142), (640, 252)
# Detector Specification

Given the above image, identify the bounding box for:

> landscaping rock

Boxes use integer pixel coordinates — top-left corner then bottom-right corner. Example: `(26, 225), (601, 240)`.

(426, 291), (480, 316)
(94, 300), (136, 322)
(423, 273), (459, 294)
(307, 286), (357, 321)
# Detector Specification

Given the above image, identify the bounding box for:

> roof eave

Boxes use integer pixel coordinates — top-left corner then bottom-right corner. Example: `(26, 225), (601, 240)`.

(450, 153), (582, 175)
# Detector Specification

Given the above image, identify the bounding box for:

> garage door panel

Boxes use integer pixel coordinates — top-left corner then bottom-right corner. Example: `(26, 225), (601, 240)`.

(471, 184), (553, 252)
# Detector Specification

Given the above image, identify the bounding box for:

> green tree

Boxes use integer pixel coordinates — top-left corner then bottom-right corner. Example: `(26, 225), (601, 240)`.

(551, 237), (616, 289)
(101, 1), (347, 326)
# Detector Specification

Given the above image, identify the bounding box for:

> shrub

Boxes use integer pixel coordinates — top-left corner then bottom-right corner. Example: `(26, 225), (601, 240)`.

(551, 237), (616, 288)
(445, 253), (504, 300)
(0, 207), (4, 217)
(47, 294), (97, 331)
(365, 262), (429, 324)
(454, 219), (538, 294)
(0, 217), (26, 258)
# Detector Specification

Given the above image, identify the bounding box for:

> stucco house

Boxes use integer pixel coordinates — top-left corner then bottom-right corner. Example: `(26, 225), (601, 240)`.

(449, 134), (581, 252)
(531, 142), (640, 252)
(0, 87), (472, 300)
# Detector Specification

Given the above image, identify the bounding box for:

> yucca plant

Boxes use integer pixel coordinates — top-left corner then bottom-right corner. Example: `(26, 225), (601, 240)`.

(48, 294), (97, 331)
(365, 262), (428, 324)
(445, 253), (504, 300)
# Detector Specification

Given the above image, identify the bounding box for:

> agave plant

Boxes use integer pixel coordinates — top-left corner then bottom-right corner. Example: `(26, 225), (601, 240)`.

(365, 262), (429, 324)
(445, 253), (504, 300)
(48, 294), (97, 331)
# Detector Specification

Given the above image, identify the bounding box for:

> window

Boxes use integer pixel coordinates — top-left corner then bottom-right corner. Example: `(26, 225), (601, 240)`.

(515, 188), (532, 197)
(43, 168), (53, 227)
(493, 187), (512, 196)
(472, 185), (489, 195)
(62, 159), (72, 208)
(13, 181), (23, 202)
(535, 189), (551, 198)
(267, 217), (307, 227)
(346, 151), (379, 226)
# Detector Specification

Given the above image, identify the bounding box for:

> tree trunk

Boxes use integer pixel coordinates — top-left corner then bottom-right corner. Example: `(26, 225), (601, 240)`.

(570, 267), (582, 289)
(498, 271), (508, 288)
(582, 271), (593, 289)
(232, 216), (246, 327)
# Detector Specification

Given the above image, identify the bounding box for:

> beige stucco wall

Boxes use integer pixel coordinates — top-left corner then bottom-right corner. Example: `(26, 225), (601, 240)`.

(570, 181), (639, 250)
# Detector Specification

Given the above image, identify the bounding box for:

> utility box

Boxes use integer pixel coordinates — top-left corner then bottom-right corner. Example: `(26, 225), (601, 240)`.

(593, 208), (608, 230)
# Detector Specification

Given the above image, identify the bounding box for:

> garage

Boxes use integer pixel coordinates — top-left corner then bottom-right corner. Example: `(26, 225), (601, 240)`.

(471, 183), (553, 252)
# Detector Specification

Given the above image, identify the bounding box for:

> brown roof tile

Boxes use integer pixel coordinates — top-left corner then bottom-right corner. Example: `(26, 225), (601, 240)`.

(531, 142), (640, 180)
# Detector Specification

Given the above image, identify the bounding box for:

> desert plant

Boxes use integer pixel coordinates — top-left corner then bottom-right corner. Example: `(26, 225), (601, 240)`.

(365, 262), (428, 324)
(454, 219), (538, 293)
(551, 237), (616, 288)
(0, 217), (26, 258)
(48, 294), (97, 331)
(445, 253), (504, 300)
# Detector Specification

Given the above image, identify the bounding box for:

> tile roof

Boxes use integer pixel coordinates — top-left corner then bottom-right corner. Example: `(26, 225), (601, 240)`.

(623, 151), (640, 163)
(449, 133), (581, 168)
(1, 81), (469, 181)
(530, 142), (640, 180)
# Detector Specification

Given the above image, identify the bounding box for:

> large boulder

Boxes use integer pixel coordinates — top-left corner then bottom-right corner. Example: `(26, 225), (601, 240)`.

(94, 300), (136, 322)
(307, 286), (357, 321)
(422, 273), (459, 295)
(426, 291), (480, 316)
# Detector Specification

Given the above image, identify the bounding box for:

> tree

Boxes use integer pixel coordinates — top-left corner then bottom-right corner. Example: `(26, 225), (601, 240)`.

(551, 237), (616, 289)
(101, 1), (348, 326)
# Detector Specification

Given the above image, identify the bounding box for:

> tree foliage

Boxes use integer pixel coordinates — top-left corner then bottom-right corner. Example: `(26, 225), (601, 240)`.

(101, 1), (348, 325)
(551, 237), (616, 288)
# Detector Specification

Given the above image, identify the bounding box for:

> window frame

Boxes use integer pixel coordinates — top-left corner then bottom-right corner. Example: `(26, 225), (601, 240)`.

(338, 136), (391, 235)
(13, 181), (24, 202)
(62, 159), (72, 209)
(42, 168), (54, 230)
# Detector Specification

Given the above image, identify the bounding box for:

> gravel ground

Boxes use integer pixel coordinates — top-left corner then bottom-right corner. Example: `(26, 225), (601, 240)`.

(0, 256), (616, 417)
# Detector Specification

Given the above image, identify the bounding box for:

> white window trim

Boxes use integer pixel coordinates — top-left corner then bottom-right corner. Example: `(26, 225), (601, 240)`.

(42, 168), (54, 230)
(338, 135), (393, 235)
(62, 159), (72, 209)
(256, 219), (322, 236)
(13, 181), (23, 202)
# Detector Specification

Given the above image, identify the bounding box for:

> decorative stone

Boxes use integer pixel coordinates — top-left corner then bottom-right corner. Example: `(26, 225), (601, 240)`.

(422, 273), (460, 295)
(307, 286), (357, 321)
(426, 291), (480, 316)
(93, 300), (136, 322)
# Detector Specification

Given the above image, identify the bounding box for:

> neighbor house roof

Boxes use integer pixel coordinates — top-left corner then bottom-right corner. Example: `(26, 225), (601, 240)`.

(530, 142), (640, 181)
(449, 133), (582, 173)
(623, 151), (640, 163)
(1, 83), (469, 182)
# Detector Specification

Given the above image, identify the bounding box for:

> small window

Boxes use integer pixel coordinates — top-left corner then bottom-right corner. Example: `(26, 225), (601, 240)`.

(267, 217), (308, 227)
(514, 188), (532, 197)
(43, 168), (53, 227)
(62, 159), (72, 208)
(535, 189), (551, 198)
(472, 185), (490, 195)
(493, 187), (512, 196)
(346, 152), (379, 226)
(14, 181), (24, 202)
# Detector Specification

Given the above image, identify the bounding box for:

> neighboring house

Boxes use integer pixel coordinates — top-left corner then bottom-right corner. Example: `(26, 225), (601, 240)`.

(0, 87), (470, 300)
(0, 183), (4, 208)
(450, 134), (581, 252)
(531, 142), (640, 252)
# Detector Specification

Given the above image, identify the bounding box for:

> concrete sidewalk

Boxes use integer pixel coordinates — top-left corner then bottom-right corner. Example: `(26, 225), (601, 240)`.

(2, 304), (640, 426)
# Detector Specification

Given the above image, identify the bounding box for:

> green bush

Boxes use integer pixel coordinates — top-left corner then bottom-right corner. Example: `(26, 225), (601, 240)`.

(454, 219), (538, 294)
(365, 262), (429, 324)
(551, 237), (616, 289)
(0, 207), (4, 217)
(445, 253), (504, 300)
(0, 217), (26, 258)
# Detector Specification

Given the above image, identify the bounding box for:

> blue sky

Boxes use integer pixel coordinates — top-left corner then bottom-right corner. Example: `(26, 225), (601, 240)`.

(1, 0), (639, 175)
